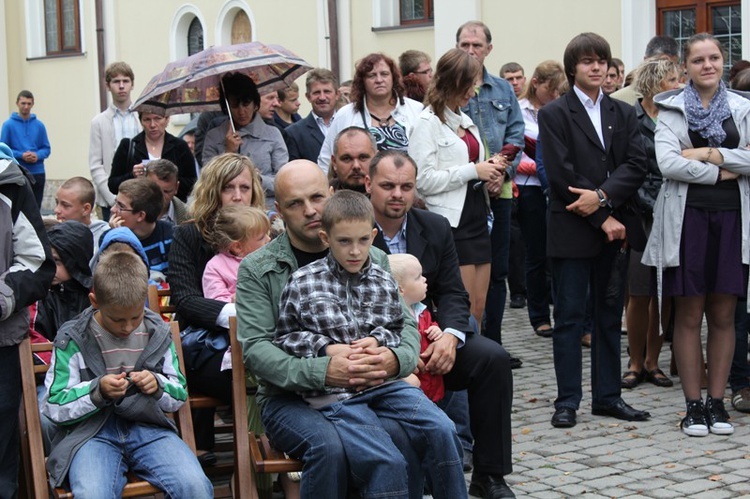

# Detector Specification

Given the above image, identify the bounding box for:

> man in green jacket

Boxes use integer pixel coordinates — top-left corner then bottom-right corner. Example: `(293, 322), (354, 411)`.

(236, 160), (431, 498)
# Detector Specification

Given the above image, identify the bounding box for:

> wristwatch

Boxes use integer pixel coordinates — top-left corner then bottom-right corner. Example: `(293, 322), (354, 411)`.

(595, 188), (608, 207)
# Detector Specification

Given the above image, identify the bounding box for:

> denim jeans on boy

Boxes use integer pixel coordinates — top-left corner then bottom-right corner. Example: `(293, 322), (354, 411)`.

(262, 391), (426, 499)
(67, 416), (212, 499)
(0, 344), (21, 499)
(319, 382), (465, 499)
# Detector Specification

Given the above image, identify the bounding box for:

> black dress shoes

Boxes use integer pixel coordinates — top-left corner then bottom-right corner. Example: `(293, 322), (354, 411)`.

(468, 473), (516, 499)
(592, 399), (651, 421)
(551, 407), (577, 428)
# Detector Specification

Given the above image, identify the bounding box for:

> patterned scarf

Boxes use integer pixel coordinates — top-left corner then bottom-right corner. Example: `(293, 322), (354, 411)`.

(684, 80), (731, 147)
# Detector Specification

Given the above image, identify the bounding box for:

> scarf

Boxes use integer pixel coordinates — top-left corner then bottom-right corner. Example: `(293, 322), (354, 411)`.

(684, 80), (731, 147)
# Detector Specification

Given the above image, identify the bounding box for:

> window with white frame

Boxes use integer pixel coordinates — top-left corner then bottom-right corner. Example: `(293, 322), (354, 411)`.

(43, 0), (81, 54)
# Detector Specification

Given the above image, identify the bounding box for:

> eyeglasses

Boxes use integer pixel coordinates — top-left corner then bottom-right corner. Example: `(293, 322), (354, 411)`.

(114, 201), (135, 212)
(414, 68), (433, 76)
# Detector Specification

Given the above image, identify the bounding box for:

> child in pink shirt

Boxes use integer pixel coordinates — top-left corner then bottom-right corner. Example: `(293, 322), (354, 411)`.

(202, 206), (270, 302)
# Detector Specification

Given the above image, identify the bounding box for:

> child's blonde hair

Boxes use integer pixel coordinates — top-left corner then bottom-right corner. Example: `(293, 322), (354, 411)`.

(206, 206), (270, 253)
(387, 253), (421, 287)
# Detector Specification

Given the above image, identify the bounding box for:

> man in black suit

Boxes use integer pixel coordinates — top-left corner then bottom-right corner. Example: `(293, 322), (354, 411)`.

(284, 68), (339, 162)
(538, 32), (649, 429)
(366, 150), (516, 499)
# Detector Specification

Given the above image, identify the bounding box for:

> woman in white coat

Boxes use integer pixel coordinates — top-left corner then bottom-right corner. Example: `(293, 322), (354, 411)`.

(409, 48), (506, 327)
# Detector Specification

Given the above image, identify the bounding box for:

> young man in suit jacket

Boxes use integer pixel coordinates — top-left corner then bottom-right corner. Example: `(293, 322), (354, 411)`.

(367, 150), (516, 499)
(285, 68), (339, 162)
(538, 32), (649, 429)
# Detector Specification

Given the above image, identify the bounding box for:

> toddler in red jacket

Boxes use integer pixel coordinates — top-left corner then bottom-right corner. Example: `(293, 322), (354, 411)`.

(388, 253), (445, 402)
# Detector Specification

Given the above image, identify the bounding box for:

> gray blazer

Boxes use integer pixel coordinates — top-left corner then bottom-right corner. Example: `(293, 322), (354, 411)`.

(88, 106), (141, 207)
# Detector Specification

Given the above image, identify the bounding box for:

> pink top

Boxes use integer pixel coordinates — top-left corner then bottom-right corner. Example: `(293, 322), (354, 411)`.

(202, 251), (243, 302)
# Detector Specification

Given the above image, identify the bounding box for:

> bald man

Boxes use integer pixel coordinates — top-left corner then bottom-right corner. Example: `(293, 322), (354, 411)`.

(235, 160), (440, 498)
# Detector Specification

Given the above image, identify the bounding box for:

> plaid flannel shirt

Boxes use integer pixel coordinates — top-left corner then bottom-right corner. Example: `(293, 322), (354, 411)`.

(274, 253), (403, 361)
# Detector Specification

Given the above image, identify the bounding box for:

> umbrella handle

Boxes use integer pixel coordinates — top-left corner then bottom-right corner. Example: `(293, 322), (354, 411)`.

(220, 78), (237, 134)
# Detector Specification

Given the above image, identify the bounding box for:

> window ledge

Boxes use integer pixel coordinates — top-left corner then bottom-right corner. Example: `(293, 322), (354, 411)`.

(27, 51), (86, 62)
(372, 21), (434, 33)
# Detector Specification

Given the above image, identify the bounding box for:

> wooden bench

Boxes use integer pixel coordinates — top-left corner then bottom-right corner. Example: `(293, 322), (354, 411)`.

(18, 322), (197, 498)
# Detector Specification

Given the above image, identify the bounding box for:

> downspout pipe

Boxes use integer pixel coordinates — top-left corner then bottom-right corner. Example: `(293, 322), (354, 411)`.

(327, 0), (340, 83)
(95, 0), (107, 112)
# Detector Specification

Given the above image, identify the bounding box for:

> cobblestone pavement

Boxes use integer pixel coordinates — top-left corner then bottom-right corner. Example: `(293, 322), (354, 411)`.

(494, 304), (750, 498)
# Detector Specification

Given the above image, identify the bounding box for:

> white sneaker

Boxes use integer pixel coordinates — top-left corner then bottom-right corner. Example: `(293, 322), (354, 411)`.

(705, 396), (734, 435)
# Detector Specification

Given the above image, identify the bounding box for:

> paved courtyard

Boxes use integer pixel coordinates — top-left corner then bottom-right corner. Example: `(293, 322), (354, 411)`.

(497, 304), (750, 498)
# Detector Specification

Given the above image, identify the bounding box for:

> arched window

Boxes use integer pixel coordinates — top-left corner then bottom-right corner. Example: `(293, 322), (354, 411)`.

(231, 11), (252, 44)
(188, 17), (204, 56)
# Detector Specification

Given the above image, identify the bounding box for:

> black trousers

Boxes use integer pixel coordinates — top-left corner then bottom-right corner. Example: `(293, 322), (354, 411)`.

(185, 349), (232, 450)
(444, 333), (513, 476)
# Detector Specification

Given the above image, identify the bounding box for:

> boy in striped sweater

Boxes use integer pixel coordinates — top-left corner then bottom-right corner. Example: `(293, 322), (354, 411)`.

(42, 251), (212, 497)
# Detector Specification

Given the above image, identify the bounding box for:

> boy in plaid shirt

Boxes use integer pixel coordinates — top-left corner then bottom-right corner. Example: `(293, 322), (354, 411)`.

(273, 190), (466, 499)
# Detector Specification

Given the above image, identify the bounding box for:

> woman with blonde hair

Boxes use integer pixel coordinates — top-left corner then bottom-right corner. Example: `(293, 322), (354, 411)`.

(409, 48), (506, 328)
(168, 153), (264, 460)
(515, 60), (565, 338)
(621, 58), (680, 390)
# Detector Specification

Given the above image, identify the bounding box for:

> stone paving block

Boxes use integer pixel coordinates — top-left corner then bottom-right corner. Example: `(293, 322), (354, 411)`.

(585, 474), (635, 490)
(598, 485), (641, 498)
(620, 476), (675, 492)
(643, 488), (689, 498)
(690, 488), (738, 499)
(665, 478), (723, 495)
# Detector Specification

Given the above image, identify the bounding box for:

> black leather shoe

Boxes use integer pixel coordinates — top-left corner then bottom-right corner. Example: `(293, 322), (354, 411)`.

(468, 473), (516, 499)
(592, 399), (651, 421)
(510, 295), (526, 309)
(551, 407), (576, 428)
(509, 356), (523, 369)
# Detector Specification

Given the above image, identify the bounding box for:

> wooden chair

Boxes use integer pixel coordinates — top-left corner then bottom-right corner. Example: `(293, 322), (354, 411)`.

(147, 285), (234, 481)
(18, 322), (197, 499)
(228, 316), (302, 499)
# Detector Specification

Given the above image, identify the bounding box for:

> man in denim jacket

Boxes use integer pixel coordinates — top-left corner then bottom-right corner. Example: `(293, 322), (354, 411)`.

(457, 21), (526, 355)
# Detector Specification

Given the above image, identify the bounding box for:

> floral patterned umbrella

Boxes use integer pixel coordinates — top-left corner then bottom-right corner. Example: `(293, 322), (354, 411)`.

(132, 42), (312, 116)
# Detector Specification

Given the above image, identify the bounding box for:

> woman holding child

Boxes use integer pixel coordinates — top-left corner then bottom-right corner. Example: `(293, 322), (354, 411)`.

(168, 153), (264, 458)
(644, 33), (750, 436)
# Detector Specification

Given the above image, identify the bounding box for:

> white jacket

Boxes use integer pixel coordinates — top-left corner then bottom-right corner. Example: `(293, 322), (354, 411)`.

(408, 106), (484, 227)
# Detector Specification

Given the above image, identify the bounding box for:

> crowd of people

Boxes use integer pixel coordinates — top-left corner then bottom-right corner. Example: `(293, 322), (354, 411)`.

(3, 17), (750, 499)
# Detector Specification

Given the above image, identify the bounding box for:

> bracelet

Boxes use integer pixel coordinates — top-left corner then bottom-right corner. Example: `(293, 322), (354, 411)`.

(706, 148), (713, 162)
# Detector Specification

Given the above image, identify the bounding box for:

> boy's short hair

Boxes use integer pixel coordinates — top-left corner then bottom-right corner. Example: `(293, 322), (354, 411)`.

(387, 253), (420, 285)
(118, 179), (164, 223)
(105, 62), (135, 84)
(60, 176), (96, 206)
(17, 90), (34, 102)
(321, 190), (375, 233)
(563, 32), (612, 87)
(278, 82), (299, 102)
(145, 159), (179, 182)
(93, 251), (148, 308)
(399, 50), (431, 76)
(101, 242), (138, 255)
(500, 62), (524, 76)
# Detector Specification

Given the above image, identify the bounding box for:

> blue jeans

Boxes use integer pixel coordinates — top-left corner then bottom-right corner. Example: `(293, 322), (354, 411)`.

(552, 243), (627, 410)
(0, 344), (21, 499)
(67, 416), (212, 499)
(730, 300), (750, 392)
(516, 185), (551, 328)
(485, 197), (512, 343)
(320, 382), (465, 499)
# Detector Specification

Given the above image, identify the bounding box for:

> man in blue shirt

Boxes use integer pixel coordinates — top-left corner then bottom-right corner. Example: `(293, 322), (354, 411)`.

(1, 90), (51, 207)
